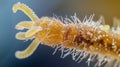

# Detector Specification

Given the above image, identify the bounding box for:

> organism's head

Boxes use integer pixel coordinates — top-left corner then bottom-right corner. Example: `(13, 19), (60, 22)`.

(13, 2), (65, 47)
(13, 2), (65, 59)
(13, 2), (42, 41)
(33, 17), (65, 46)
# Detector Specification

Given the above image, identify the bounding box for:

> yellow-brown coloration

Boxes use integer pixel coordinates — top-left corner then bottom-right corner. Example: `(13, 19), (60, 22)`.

(34, 17), (65, 46)
(13, 2), (120, 67)
(13, 2), (65, 59)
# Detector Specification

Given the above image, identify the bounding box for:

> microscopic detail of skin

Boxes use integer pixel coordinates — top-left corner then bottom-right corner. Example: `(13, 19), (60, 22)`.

(13, 2), (120, 67)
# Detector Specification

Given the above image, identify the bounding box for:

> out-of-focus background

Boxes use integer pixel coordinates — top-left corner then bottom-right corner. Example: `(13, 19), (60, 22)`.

(0, 0), (120, 67)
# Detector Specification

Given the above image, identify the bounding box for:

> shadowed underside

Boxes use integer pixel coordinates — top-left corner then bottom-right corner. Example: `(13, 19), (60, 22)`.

(13, 2), (120, 67)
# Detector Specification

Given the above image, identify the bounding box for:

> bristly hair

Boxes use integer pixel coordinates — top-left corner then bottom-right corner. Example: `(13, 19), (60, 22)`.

(13, 2), (120, 67)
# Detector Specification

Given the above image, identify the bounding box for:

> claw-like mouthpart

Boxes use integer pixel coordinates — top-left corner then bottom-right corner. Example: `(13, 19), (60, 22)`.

(16, 32), (26, 40)
(15, 39), (40, 59)
(12, 2), (39, 21)
(15, 21), (33, 30)
(13, 2), (43, 59)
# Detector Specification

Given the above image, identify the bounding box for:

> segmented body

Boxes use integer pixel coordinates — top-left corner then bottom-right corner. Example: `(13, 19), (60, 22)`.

(13, 2), (120, 67)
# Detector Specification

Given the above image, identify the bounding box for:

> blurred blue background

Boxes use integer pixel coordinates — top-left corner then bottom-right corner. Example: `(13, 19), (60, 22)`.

(0, 0), (120, 67)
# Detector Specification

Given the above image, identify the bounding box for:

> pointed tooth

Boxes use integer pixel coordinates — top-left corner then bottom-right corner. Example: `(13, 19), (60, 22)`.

(15, 39), (40, 59)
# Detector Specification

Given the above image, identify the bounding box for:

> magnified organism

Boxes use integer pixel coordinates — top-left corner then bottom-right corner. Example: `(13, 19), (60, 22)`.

(13, 2), (120, 67)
